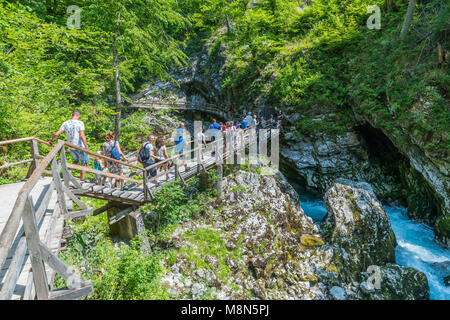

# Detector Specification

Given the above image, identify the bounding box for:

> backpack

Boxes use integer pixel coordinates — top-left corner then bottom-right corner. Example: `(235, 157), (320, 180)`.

(110, 141), (121, 160)
(138, 142), (150, 163)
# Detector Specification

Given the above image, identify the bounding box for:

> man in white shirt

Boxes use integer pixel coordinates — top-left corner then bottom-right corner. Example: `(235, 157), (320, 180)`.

(49, 109), (89, 181)
(197, 127), (206, 160)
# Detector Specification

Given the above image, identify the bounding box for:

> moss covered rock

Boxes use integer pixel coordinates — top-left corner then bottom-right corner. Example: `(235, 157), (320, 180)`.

(322, 183), (397, 280)
(300, 235), (325, 247)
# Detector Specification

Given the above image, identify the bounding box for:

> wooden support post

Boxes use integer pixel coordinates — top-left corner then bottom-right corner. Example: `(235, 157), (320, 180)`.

(26, 139), (40, 178)
(22, 196), (49, 300)
(196, 148), (203, 174)
(51, 158), (68, 215)
(176, 160), (187, 187)
(130, 211), (151, 255)
(60, 147), (70, 189)
(61, 185), (87, 210)
(107, 201), (138, 240)
(175, 162), (187, 187)
(143, 170), (148, 202)
(174, 163), (179, 181)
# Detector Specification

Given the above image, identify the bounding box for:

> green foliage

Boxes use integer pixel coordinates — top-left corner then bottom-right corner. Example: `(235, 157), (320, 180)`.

(56, 178), (214, 299)
(179, 227), (242, 287)
(56, 213), (168, 299)
(142, 178), (212, 234)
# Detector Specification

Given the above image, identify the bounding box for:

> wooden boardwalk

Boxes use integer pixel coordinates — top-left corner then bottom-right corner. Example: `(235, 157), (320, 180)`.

(73, 148), (223, 204)
(0, 178), (65, 300)
(0, 125), (278, 300)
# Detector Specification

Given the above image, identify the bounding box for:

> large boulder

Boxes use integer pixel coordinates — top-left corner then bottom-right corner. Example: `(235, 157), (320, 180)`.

(359, 264), (429, 300)
(321, 183), (397, 280)
(159, 173), (428, 300)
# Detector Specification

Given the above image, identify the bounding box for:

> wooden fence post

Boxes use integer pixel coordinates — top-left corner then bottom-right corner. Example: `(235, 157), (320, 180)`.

(60, 147), (70, 188)
(22, 196), (49, 300)
(51, 158), (68, 215)
(174, 163), (179, 182)
(143, 170), (148, 201)
(26, 139), (40, 178)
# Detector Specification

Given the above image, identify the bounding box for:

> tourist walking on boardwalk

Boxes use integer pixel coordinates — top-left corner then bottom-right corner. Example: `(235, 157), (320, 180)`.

(208, 119), (221, 156)
(175, 122), (185, 141)
(175, 132), (189, 172)
(197, 127), (206, 160)
(246, 112), (253, 128)
(102, 131), (127, 189)
(240, 116), (248, 131)
(260, 117), (266, 130)
(49, 109), (89, 181)
(253, 114), (259, 130)
(208, 119), (221, 142)
(154, 137), (170, 185)
(94, 152), (106, 186)
(138, 134), (157, 178)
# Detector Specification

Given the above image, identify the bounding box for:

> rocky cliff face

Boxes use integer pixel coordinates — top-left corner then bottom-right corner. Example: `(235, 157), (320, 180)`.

(352, 110), (449, 246)
(280, 108), (449, 246)
(131, 31), (448, 246)
(158, 171), (428, 300)
(132, 29), (228, 111)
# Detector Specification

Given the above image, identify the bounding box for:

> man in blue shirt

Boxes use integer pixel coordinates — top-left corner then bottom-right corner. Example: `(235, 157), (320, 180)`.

(240, 117), (248, 130)
(208, 119), (221, 141)
(175, 122), (185, 141)
(175, 135), (188, 172)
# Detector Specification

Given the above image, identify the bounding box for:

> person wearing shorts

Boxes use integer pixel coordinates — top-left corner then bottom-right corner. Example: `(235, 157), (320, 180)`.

(49, 109), (89, 181)
(102, 131), (127, 188)
(175, 135), (188, 172)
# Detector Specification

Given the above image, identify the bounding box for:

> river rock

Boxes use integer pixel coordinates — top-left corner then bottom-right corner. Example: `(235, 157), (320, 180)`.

(158, 171), (428, 300)
(322, 183), (397, 280)
(359, 264), (429, 300)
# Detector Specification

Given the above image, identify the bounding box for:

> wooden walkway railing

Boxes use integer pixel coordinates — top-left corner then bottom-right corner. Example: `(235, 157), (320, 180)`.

(129, 101), (236, 120)
(0, 124), (279, 299)
(0, 137), (93, 300)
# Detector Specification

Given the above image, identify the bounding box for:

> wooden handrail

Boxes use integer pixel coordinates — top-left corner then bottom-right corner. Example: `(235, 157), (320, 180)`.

(141, 124), (267, 173)
(63, 141), (144, 171)
(66, 163), (141, 184)
(0, 137), (35, 147)
(0, 136), (52, 147)
(0, 140), (65, 272)
(0, 159), (34, 170)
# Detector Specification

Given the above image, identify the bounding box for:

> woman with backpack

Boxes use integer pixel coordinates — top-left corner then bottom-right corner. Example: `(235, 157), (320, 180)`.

(138, 134), (157, 179)
(102, 131), (127, 188)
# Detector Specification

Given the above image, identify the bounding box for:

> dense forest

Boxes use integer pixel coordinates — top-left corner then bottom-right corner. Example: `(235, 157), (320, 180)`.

(1, 0), (448, 152)
(0, 0), (449, 300)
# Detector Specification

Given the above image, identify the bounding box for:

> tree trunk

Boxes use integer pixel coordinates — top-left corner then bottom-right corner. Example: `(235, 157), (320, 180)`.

(114, 13), (122, 142)
(400, 0), (416, 39)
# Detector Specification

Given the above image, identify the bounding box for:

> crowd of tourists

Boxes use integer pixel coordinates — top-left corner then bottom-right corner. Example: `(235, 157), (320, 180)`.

(49, 108), (283, 189)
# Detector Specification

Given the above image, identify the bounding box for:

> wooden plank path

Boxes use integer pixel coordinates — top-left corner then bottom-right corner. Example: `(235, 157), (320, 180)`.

(0, 178), (66, 300)
(0, 124), (277, 300)
(0, 139), (93, 300)
(69, 128), (275, 205)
